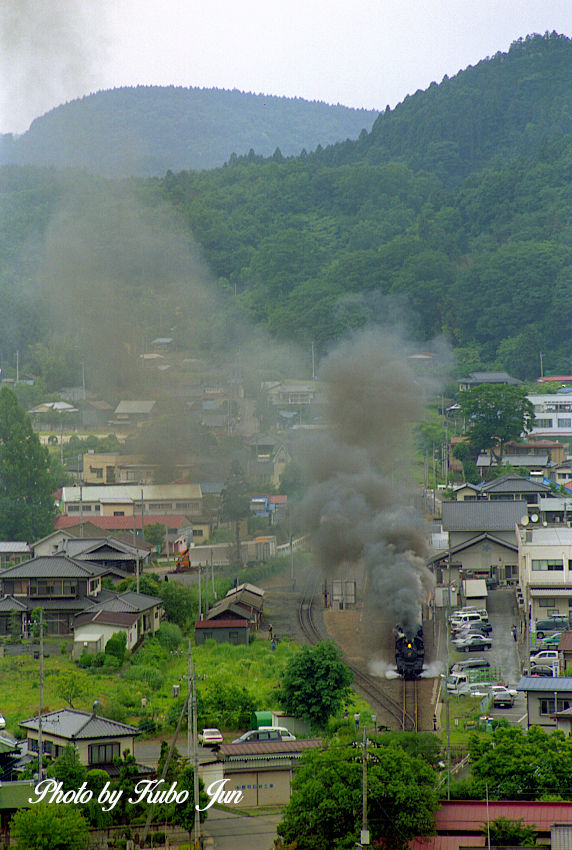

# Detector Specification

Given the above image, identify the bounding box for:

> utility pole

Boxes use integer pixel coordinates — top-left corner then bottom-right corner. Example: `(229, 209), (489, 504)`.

(446, 544), (452, 801)
(192, 657), (201, 845)
(37, 610), (44, 781)
(360, 725), (370, 846)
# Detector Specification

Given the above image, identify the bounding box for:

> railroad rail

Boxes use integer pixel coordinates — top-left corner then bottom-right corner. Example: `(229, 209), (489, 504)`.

(297, 593), (418, 731)
(402, 678), (419, 731)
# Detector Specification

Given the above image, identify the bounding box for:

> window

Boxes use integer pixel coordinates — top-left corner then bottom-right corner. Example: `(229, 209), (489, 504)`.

(532, 559), (563, 571)
(558, 419), (572, 428)
(535, 419), (553, 429)
(113, 511), (125, 517)
(539, 698), (571, 715)
(88, 742), (120, 764)
(538, 598), (558, 608)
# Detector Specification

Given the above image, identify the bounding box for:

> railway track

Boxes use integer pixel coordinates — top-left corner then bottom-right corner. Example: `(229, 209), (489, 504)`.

(402, 678), (419, 731)
(297, 593), (418, 731)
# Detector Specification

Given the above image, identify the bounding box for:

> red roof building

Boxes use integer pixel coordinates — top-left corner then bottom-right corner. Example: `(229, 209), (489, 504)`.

(409, 800), (572, 849)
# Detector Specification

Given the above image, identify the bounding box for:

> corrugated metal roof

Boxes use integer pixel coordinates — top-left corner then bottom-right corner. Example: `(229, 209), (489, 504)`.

(62, 484), (202, 502)
(55, 514), (192, 531)
(530, 588), (572, 597)
(218, 739), (322, 759)
(114, 400), (156, 415)
(442, 501), (527, 531)
(195, 619), (248, 629)
(410, 838), (485, 850)
(517, 676), (572, 692)
(20, 709), (139, 740)
(434, 799), (572, 832)
(0, 542), (31, 553)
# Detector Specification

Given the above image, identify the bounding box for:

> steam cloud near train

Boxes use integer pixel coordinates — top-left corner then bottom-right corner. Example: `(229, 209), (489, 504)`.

(299, 329), (435, 631)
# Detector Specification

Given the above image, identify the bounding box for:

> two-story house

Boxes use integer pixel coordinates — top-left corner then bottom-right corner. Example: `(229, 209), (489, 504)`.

(516, 524), (572, 624)
(433, 500), (525, 585)
(0, 556), (106, 635)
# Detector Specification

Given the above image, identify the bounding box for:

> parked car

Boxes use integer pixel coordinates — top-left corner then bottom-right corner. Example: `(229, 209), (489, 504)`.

(530, 649), (558, 668)
(457, 682), (492, 698)
(232, 726), (296, 743)
(452, 621), (493, 637)
(534, 617), (569, 639)
(453, 634), (492, 652)
(450, 611), (488, 629)
(538, 632), (562, 649)
(198, 728), (223, 747)
(490, 686), (515, 708)
(450, 658), (491, 675)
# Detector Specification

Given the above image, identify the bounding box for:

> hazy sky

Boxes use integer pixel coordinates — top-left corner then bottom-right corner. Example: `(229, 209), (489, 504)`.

(1, 0), (572, 134)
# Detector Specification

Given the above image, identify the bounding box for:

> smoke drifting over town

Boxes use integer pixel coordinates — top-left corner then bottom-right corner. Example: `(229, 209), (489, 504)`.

(299, 329), (435, 630)
(0, 0), (109, 134)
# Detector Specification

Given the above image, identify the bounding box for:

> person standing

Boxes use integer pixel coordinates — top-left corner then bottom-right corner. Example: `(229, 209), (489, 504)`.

(512, 625), (517, 642)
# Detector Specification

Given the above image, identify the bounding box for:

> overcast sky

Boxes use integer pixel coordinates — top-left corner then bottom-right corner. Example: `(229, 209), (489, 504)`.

(1, 0), (571, 134)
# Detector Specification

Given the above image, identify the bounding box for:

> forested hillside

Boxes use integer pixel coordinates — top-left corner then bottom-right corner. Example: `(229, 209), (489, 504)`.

(0, 87), (377, 176)
(0, 32), (571, 393)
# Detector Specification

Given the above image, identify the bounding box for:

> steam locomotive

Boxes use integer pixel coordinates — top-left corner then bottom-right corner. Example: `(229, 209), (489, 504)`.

(394, 625), (424, 679)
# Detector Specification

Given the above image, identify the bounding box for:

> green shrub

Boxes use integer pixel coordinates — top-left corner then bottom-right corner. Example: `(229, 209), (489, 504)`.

(123, 666), (164, 690)
(77, 653), (93, 668)
(105, 632), (127, 664)
(155, 622), (183, 652)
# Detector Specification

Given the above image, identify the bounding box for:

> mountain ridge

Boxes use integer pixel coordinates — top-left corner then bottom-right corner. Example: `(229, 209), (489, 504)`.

(0, 86), (378, 177)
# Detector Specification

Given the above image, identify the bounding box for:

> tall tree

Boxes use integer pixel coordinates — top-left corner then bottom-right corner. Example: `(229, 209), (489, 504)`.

(276, 741), (437, 850)
(0, 387), (56, 540)
(458, 384), (534, 465)
(220, 460), (250, 567)
(280, 641), (353, 728)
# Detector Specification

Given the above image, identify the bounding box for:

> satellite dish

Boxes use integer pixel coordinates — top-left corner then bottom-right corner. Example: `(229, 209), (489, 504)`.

(531, 514), (539, 523)
(520, 515), (529, 526)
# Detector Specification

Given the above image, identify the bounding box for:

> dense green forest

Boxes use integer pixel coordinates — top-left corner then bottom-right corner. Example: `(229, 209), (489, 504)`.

(1, 32), (571, 394)
(0, 87), (377, 176)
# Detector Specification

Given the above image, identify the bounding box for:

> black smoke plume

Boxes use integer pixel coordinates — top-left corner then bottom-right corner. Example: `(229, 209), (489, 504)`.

(299, 328), (434, 630)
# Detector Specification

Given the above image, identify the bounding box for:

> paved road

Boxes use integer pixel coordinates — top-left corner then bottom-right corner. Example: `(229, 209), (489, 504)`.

(484, 587), (527, 726)
(202, 808), (281, 850)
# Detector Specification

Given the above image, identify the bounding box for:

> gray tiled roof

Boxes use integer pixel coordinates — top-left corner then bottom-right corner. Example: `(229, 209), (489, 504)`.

(62, 538), (143, 559)
(480, 474), (551, 493)
(0, 596), (28, 612)
(20, 709), (139, 739)
(0, 556), (105, 579)
(441, 500), (527, 531)
(85, 591), (162, 614)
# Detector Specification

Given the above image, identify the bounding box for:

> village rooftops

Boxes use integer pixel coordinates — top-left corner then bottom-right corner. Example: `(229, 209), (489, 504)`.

(20, 709), (140, 740)
(0, 555), (106, 579)
(441, 500), (528, 532)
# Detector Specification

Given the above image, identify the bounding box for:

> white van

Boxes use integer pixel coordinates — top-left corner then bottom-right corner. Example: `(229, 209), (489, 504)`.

(232, 726), (296, 743)
(450, 611), (487, 628)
